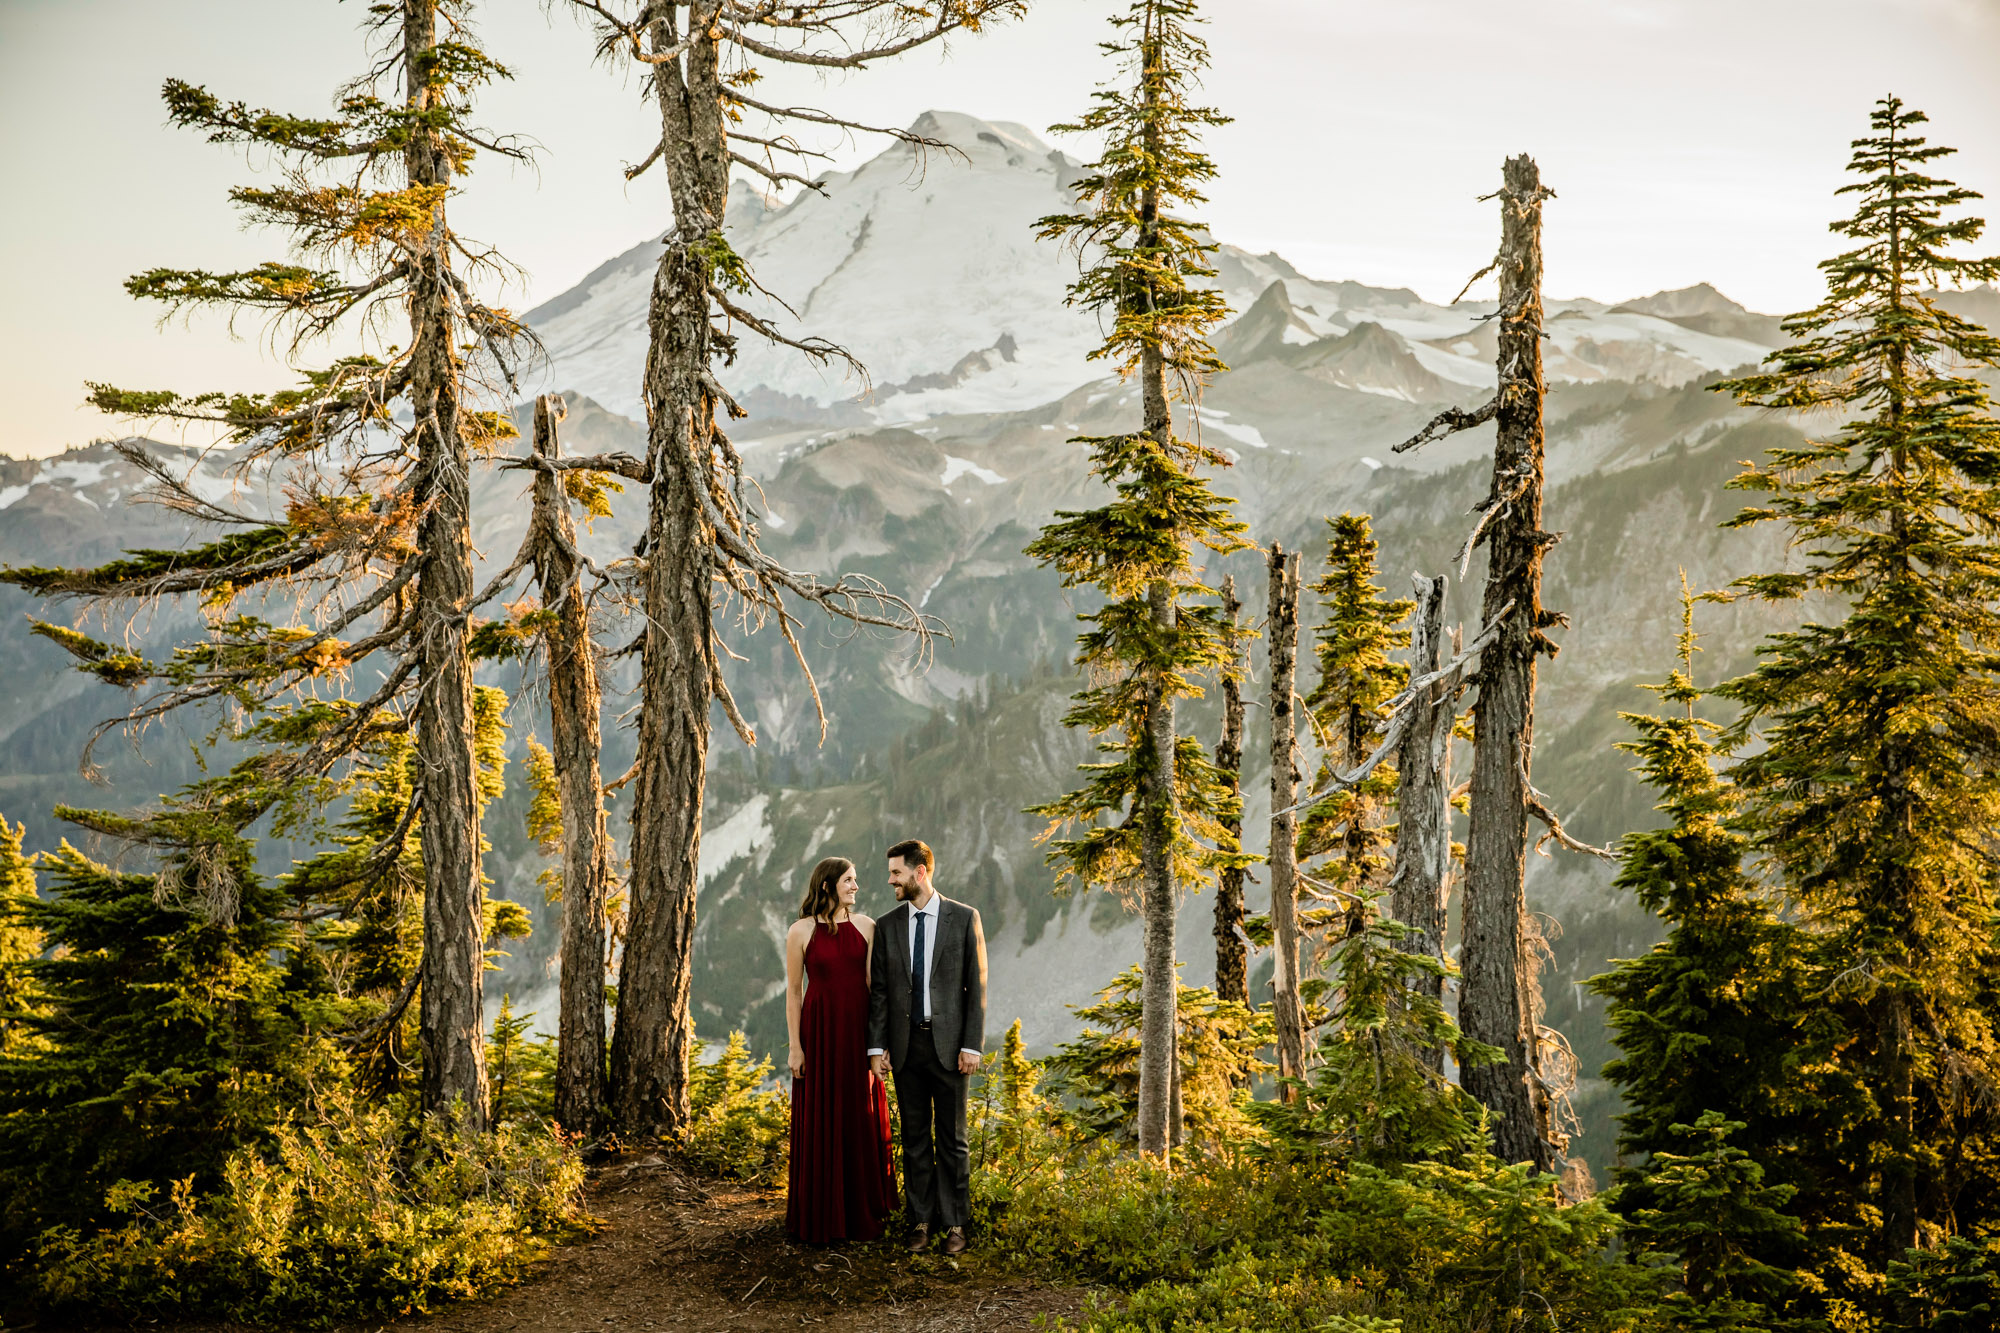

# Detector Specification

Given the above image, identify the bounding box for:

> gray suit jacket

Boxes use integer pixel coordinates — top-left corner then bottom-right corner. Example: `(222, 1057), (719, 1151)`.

(867, 894), (988, 1072)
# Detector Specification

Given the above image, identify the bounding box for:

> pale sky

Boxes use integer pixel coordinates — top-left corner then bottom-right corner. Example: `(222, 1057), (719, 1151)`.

(3, 0), (1997, 460)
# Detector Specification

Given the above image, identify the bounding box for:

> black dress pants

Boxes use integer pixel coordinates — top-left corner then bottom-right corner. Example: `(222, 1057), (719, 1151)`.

(894, 1020), (969, 1229)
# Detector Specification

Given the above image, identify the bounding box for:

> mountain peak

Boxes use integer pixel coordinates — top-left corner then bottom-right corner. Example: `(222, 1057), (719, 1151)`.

(905, 110), (1056, 161)
(1613, 283), (1749, 319)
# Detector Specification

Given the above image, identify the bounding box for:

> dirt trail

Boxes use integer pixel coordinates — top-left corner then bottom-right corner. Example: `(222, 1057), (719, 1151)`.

(397, 1156), (1084, 1333)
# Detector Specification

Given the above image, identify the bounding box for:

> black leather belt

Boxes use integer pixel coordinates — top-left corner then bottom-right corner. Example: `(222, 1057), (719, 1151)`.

(911, 1019), (933, 1030)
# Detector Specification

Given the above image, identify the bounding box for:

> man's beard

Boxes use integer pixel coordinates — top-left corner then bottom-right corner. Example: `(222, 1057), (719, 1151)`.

(893, 879), (915, 902)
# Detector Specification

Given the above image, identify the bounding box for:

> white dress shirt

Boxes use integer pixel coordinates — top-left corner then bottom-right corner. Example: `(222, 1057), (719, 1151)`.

(869, 891), (979, 1060)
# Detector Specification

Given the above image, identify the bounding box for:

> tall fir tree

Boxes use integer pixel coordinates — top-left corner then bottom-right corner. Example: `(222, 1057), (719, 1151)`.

(1026, 0), (1249, 1160)
(0, 817), (44, 1059)
(1715, 96), (2000, 1264)
(0, 0), (532, 1129)
(1298, 514), (1413, 909)
(1588, 590), (1818, 1311)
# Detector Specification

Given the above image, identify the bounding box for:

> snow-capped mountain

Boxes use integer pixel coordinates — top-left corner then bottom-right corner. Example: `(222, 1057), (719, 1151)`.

(527, 110), (1784, 426)
(528, 113), (1784, 426)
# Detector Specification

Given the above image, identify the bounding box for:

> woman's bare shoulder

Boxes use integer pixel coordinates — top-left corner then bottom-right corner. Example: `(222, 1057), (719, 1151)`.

(785, 916), (814, 943)
(851, 912), (877, 933)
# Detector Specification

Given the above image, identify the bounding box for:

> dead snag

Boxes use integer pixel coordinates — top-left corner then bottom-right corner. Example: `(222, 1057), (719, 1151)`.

(1266, 544), (1307, 1099)
(1386, 574), (1460, 1072)
(1394, 154), (1580, 1172)
(1212, 573), (1250, 1010)
(529, 395), (615, 1134)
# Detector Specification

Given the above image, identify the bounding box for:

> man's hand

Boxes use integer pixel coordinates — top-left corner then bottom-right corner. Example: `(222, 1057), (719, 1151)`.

(871, 1053), (891, 1080)
(958, 1050), (982, 1076)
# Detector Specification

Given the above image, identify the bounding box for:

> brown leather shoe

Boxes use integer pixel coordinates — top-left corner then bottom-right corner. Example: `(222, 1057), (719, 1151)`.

(942, 1226), (968, 1256)
(905, 1224), (931, 1253)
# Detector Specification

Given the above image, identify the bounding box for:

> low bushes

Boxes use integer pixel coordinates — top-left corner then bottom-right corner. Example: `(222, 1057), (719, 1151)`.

(24, 1086), (588, 1325)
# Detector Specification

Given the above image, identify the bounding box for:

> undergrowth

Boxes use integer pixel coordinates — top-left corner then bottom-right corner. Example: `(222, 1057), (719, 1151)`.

(25, 1085), (588, 1325)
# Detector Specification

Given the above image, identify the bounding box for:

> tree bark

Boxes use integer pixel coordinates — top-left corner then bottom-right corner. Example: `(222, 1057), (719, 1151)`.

(405, 0), (487, 1131)
(1459, 154), (1559, 1172)
(606, 5), (730, 1142)
(609, 238), (717, 1139)
(1212, 573), (1249, 1009)
(1135, 576), (1180, 1160)
(1267, 544), (1306, 1100)
(532, 395), (613, 1135)
(1388, 574), (1457, 1072)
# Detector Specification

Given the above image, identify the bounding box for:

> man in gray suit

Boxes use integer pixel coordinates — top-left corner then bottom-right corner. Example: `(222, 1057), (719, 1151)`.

(867, 838), (988, 1254)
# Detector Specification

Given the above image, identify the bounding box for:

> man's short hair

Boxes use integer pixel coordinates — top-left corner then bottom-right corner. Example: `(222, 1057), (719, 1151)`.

(886, 838), (935, 874)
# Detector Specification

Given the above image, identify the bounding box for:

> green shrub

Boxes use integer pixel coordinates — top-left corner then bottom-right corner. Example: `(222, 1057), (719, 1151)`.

(1888, 1235), (2000, 1333)
(977, 1125), (1315, 1289)
(25, 1086), (587, 1325)
(682, 1030), (788, 1184)
(1075, 1249), (1395, 1333)
(972, 1078), (1662, 1332)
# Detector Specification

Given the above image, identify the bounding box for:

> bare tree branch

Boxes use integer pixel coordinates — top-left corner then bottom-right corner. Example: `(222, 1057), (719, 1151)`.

(1522, 751), (1615, 861)
(1395, 395), (1498, 455)
(1274, 602), (1514, 819)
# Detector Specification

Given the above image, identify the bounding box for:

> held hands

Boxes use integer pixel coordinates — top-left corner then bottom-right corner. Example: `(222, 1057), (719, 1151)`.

(870, 1053), (890, 1080)
(958, 1050), (982, 1076)
(789, 1047), (805, 1080)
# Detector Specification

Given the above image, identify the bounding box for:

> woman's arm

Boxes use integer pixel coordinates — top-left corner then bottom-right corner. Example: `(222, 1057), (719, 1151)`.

(785, 920), (808, 1079)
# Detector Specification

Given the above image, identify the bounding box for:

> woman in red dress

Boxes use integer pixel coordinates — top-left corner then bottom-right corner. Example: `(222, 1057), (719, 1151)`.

(784, 857), (897, 1243)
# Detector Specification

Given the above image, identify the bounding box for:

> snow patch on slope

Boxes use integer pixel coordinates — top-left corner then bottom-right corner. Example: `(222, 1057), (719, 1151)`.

(941, 456), (1007, 486)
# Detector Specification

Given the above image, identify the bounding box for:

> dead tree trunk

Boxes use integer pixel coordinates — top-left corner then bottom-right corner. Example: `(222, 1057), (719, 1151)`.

(1212, 573), (1249, 1009)
(1387, 574), (1459, 1072)
(1460, 154), (1562, 1172)
(1267, 544), (1306, 1099)
(531, 395), (613, 1134)
(405, 0), (486, 1131)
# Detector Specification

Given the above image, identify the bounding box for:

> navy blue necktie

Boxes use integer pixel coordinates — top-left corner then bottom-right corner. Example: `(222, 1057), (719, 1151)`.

(910, 909), (927, 1023)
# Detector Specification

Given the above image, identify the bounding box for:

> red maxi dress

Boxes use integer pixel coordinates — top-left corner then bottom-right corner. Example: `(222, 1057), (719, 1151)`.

(785, 920), (896, 1242)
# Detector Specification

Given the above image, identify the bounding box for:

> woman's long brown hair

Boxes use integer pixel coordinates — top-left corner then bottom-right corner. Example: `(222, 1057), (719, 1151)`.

(799, 856), (854, 928)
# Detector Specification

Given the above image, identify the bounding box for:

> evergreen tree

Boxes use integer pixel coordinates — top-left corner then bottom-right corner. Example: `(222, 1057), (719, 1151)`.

(0, 0), (532, 1129)
(1044, 966), (1271, 1150)
(0, 816), (42, 1059)
(1298, 514), (1412, 911)
(486, 993), (555, 1125)
(1589, 592), (1815, 1313)
(1623, 1112), (1805, 1332)
(279, 684), (525, 1098)
(0, 834), (305, 1247)
(1252, 898), (1494, 1169)
(1025, 0), (1248, 1160)
(1715, 96), (2000, 1262)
